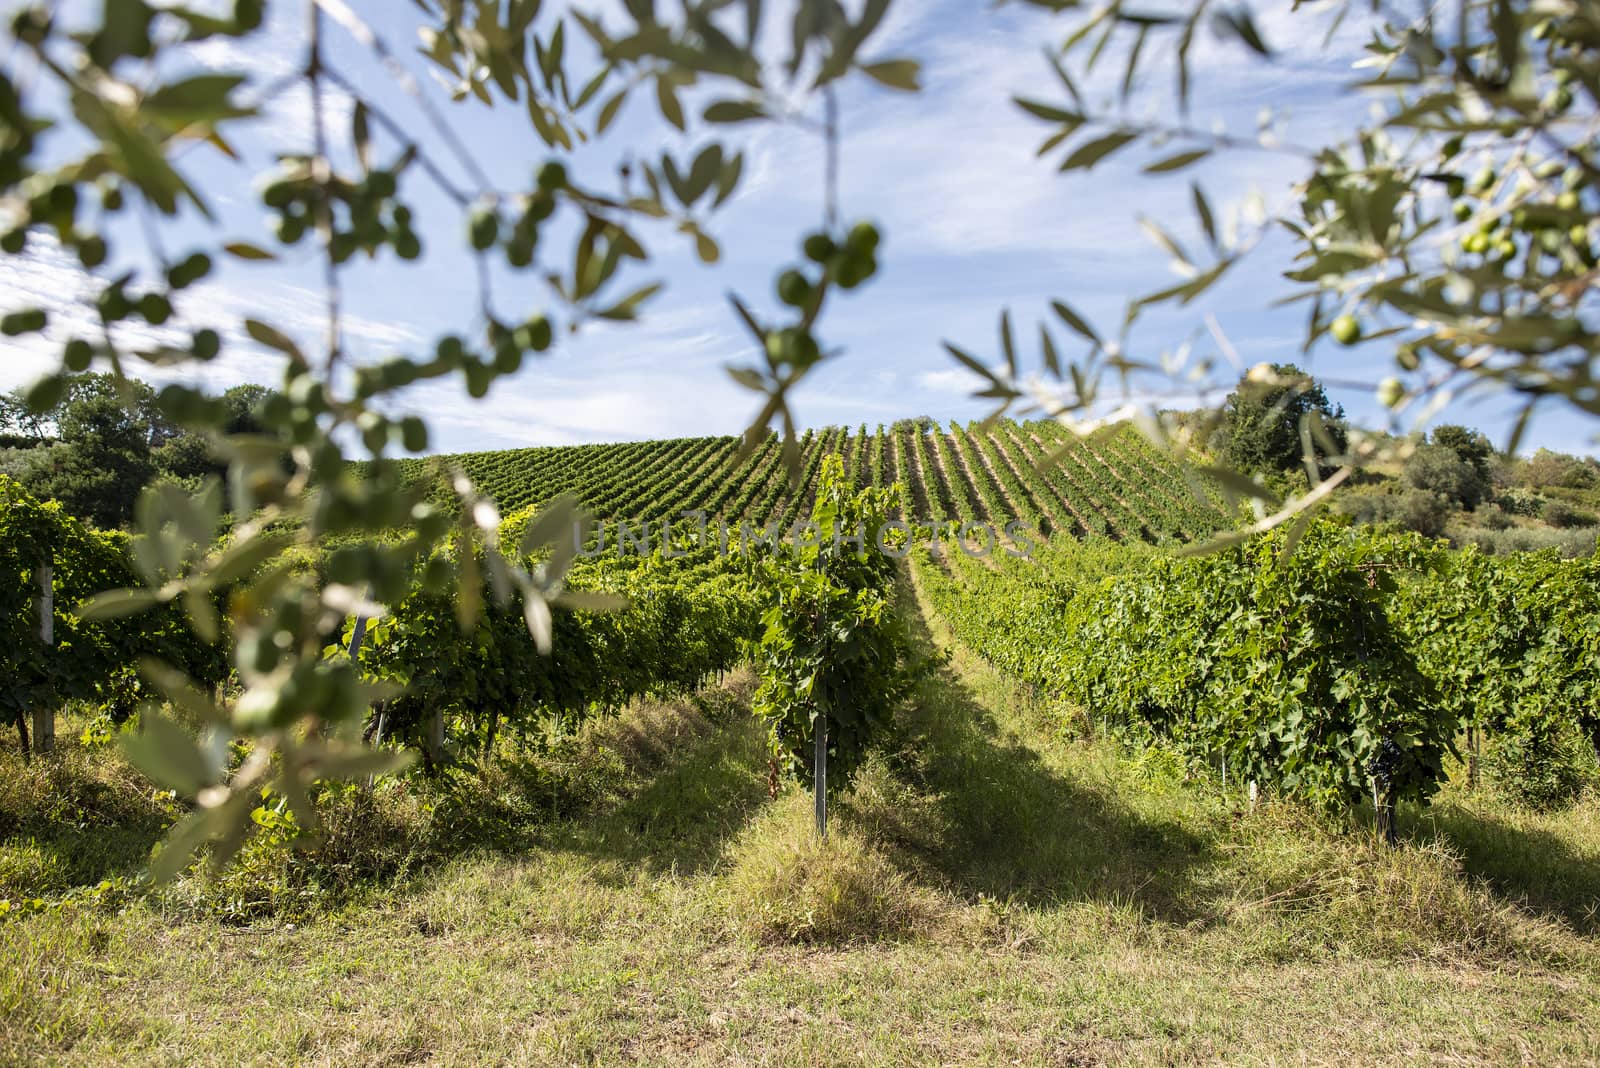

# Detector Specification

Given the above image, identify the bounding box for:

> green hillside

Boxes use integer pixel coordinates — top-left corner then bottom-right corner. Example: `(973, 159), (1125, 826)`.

(402, 419), (1236, 544)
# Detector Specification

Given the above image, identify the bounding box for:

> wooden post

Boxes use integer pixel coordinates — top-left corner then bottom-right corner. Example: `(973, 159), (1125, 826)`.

(425, 711), (445, 767)
(32, 564), (54, 755)
(1466, 723), (1479, 791)
(814, 715), (827, 839)
(1373, 780), (1397, 846)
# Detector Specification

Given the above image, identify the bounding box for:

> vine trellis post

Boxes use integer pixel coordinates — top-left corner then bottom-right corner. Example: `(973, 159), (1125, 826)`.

(32, 562), (54, 755)
(814, 713), (827, 839)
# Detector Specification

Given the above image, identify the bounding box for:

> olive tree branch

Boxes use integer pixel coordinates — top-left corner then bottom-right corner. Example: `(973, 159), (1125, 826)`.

(319, 68), (473, 208)
(312, 0), (496, 200)
(307, 0), (342, 375)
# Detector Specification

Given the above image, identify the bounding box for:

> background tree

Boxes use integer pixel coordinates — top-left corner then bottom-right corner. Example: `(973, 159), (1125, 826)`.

(1213, 364), (1348, 476)
(1, 373), (281, 526)
(24, 378), (157, 528)
(1431, 425), (1495, 477)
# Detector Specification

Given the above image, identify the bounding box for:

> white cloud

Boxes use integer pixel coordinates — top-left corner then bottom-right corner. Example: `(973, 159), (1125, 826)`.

(917, 367), (982, 394)
(0, 234), (420, 397)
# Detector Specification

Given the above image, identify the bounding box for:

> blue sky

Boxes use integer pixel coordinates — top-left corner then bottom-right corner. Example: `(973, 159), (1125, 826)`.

(1, 0), (1593, 454)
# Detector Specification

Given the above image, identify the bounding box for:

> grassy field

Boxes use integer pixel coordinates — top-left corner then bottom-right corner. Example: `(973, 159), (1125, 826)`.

(2, 575), (1598, 1066)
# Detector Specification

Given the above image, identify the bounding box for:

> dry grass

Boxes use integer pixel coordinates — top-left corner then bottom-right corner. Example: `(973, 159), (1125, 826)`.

(720, 788), (951, 945)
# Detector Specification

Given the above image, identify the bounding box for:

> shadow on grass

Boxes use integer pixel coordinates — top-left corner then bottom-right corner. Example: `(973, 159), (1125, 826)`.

(561, 709), (773, 877)
(0, 744), (177, 897)
(1419, 804), (1600, 935)
(540, 671), (777, 882)
(875, 570), (1217, 924)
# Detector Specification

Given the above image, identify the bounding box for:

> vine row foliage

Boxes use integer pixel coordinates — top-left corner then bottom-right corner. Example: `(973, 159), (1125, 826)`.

(348, 511), (763, 760)
(751, 455), (910, 791)
(918, 518), (1600, 815)
(1, 476), (225, 743)
(403, 420), (1232, 545)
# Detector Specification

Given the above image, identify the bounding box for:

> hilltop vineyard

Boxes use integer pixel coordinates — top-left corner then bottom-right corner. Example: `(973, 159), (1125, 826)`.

(401, 420), (1235, 545)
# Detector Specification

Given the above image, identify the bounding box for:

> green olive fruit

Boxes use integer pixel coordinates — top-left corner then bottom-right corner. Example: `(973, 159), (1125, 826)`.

(468, 207), (499, 251)
(515, 314), (553, 353)
(76, 235), (107, 268)
(232, 0), (265, 32)
(24, 374), (64, 413)
(536, 161), (569, 191)
(2, 307), (47, 335)
(848, 221), (881, 251)
(492, 343), (523, 375)
(1329, 314), (1362, 346)
(764, 331), (788, 364)
(399, 416), (428, 453)
(192, 328), (221, 360)
(97, 286), (131, 321)
(137, 293), (172, 325)
(63, 338), (93, 371)
(803, 233), (835, 263)
(1377, 377), (1405, 409)
(776, 269), (811, 307)
(274, 214), (307, 244)
(261, 179), (295, 208)
(526, 191), (555, 223)
(436, 335), (466, 365)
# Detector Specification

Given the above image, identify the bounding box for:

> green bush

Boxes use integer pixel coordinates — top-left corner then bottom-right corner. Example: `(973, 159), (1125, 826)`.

(1459, 526), (1599, 559)
(1495, 489), (1545, 517)
(1483, 716), (1599, 810)
(1335, 485), (1451, 537)
(1541, 499), (1597, 529)
(1405, 444), (1490, 509)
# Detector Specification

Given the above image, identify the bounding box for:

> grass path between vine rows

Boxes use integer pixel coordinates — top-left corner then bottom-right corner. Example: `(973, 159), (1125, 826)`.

(3, 571), (1599, 1066)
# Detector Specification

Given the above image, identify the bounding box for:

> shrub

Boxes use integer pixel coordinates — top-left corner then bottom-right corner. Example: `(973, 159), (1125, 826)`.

(1405, 444), (1490, 509)
(1521, 448), (1599, 491)
(1336, 486), (1451, 537)
(1495, 489), (1545, 517)
(1460, 526), (1599, 559)
(1541, 499), (1597, 529)
(1475, 503), (1513, 531)
(1483, 716), (1600, 810)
